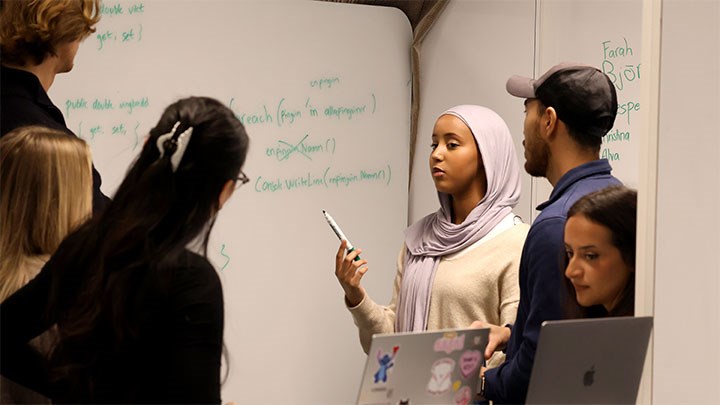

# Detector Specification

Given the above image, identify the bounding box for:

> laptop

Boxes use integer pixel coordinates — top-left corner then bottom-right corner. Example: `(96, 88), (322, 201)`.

(356, 328), (489, 405)
(526, 316), (653, 404)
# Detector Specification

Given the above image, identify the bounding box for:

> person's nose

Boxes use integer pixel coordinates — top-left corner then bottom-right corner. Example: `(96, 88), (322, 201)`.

(565, 256), (582, 279)
(431, 145), (444, 161)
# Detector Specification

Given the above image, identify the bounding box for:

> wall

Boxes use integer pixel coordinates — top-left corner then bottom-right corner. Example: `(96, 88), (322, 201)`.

(652, 0), (720, 402)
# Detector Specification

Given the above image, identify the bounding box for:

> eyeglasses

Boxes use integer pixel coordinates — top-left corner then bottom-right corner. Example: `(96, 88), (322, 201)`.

(235, 170), (250, 189)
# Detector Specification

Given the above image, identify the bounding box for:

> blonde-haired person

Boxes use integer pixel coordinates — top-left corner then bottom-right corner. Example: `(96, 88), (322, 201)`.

(0, 0), (110, 212)
(0, 125), (92, 404)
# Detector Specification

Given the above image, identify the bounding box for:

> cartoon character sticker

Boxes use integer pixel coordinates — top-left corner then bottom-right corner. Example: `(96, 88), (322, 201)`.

(454, 386), (472, 405)
(427, 358), (455, 395)
(459, 350), (482, 379)
(374, 346), (399, 384)
(434, 332), (465, 354)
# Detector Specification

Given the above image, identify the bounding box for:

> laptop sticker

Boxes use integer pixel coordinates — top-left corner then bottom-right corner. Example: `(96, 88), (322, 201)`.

(459, 350), (482, 379)
(434, 332), (465, 354)
(427, 358), (455, 395)
(454, 385), (472, 405)
(374, 346), (399, 384)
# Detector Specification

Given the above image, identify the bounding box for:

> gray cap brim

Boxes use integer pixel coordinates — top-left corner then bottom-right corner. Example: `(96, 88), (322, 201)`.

(506, 75), (536, 98)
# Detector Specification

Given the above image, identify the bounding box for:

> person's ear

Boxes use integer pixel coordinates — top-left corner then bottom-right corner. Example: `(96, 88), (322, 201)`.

(541, 106), (559, 141)
(218, 179), (235, 210)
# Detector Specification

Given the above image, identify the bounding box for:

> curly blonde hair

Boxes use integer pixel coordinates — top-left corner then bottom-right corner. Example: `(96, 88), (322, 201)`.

(0, 0), (100, 65)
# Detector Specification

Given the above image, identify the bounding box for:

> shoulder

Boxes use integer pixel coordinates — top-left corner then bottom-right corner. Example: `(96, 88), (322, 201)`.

(479, 222), (530, 257)
(559, 176), (623, 213)
(0, 101), (40, 134)
(177, 250), (216, 272)
(497, 221), (530, 243)
(173, 251), (220, 283)
(446, 223), (529, 267)
(525, 216), (565, 256)
(528, 215), (565, 238)
(0, 75), (67, 136)
(170, 251), (223, 305)
(0, 99), (67, 136)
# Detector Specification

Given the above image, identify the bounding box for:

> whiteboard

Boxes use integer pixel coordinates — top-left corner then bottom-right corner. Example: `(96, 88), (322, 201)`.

(50, 1), (412, 403)
(533, 0), (643, 210)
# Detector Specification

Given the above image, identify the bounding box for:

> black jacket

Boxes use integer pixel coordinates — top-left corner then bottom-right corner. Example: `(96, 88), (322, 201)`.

(0, 65), (110, 213)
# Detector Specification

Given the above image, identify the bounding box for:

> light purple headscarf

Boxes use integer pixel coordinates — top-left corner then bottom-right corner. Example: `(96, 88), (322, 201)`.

(396, 105), (521, 332)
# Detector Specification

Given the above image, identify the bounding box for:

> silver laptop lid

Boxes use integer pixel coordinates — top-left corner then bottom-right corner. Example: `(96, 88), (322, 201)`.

(356, 328), (489, 405)
(526, 316), (653, 405)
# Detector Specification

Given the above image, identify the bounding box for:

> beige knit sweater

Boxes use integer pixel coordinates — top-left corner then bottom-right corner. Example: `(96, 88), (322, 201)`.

(347, 218), (529, 367)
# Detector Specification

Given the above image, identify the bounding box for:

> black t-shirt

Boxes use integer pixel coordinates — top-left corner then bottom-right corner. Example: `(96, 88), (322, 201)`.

(0, 65), (111, 213)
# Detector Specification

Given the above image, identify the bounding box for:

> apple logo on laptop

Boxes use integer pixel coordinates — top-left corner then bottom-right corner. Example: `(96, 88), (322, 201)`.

(583, 365), (596, 387)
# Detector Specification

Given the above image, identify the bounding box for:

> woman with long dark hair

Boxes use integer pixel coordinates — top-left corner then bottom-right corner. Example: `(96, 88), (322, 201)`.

(563, 185), (637, 318)
(0, 97), (250, 403)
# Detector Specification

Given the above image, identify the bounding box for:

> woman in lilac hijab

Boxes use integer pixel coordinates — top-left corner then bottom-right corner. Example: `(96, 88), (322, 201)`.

(335, 105), (529, 367)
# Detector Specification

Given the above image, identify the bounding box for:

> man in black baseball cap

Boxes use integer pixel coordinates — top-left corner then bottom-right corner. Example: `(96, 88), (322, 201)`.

(475, 63), (623, 404)
(509, 62), (618, 139)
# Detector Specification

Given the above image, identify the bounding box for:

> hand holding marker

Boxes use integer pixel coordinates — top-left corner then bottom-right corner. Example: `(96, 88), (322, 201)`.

(323, 210), (361, 261)
(326, 210), (368, 307)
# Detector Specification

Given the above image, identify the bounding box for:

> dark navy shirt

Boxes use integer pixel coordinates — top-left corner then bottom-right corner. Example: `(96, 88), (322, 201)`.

(0, 65), (110, 213)
(484, 159), (622, 404)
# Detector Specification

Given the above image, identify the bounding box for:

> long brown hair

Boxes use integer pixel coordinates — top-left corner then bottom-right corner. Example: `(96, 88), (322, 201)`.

(562, 185), (637, 318)
(0, 126), (92, 302)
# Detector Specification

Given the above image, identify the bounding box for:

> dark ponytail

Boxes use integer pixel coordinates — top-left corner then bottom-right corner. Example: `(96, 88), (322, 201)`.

(46, 97), (249, 396)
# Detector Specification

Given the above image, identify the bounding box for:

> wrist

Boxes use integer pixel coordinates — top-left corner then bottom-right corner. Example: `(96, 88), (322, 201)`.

(500, 324), (512, 350)
(344, 289), (364, 307)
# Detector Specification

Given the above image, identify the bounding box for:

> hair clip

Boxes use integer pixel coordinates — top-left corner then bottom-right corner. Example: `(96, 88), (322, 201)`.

(156, 121), (193, 172)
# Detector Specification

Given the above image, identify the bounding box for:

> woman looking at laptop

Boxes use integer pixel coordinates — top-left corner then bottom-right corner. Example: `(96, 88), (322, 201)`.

(333, 105), (529, 367)
(562, 185), (637, 318)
